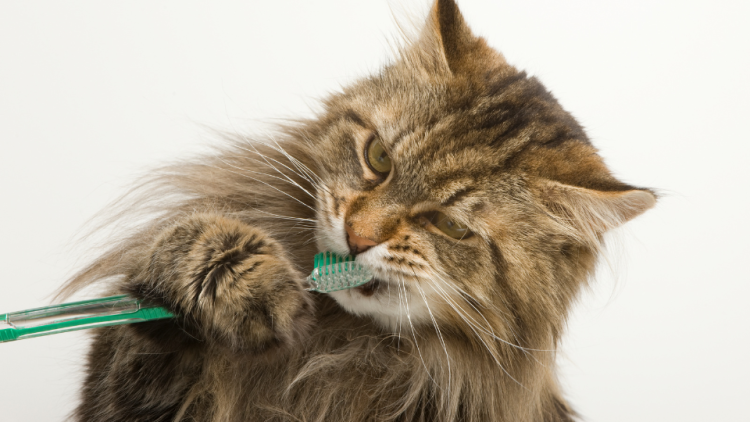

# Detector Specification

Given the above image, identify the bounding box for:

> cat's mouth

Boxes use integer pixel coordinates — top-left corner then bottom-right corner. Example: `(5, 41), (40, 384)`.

(356, 278), (384, 297)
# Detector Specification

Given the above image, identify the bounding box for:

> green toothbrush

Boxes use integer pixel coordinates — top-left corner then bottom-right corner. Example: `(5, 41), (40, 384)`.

(0, 252), (372, 343)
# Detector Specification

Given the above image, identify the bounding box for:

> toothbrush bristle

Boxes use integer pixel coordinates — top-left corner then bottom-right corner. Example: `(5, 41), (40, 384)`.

(308, 252), (373, 293)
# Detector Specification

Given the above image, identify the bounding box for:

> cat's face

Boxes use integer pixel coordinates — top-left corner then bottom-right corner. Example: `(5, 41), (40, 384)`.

(309, 0), (654, 337)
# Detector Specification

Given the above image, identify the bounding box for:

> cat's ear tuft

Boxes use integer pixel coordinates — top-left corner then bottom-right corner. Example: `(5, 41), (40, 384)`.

(429, 0), (475, 73)
(410, 0), (502, 75)
(538, 179), (656, 243)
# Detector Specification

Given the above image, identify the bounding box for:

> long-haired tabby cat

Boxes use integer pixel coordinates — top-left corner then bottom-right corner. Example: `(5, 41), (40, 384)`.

(59, 1), (655, 421)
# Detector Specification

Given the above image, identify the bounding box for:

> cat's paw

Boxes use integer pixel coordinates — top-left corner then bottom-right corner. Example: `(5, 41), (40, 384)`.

(134, 213), (314, 352)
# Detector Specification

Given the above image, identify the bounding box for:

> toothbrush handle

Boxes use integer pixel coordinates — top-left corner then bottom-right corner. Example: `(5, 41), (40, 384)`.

(0, 295), (173, 343)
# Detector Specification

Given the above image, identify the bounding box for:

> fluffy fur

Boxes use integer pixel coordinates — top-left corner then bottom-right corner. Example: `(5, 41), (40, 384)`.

(60, 1), (655, 421)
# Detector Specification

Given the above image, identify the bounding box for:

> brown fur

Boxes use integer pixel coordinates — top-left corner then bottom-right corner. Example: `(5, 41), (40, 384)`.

(61, 1), (655, 421)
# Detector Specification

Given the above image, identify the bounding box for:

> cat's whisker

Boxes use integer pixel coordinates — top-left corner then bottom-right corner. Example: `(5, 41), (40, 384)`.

(219, 201), (317, 229)
(424, 276), (492, 338)
(426, 272), (554, 366)
(425, 275), (503, 340)
(244, 135), (324, 190)
(429, 272), (536, 351)
(288, 133), (328, 181)
(286, 138), (337, 200)
(266, 139), (326, 186)
(210, 160), (317, 213)
(233, 131), (309, 174)
(284, 223), (317, 237)
(227, 135), (319, 187)
(240, 208), (316, 224)
(301, 233), (319, 247)
(261, 217), (316, 226)
(414, 280), (452, 397)
(423, 279), (528, 390)
(217, 154), (318, 202)
(427, 267), (523, 344)
(246, 160), (319, 199)
(427, 272), (498, 333)
(235, 142), (321, 200)
(398, 274), (438, 388)
(396, 274), (405, 353)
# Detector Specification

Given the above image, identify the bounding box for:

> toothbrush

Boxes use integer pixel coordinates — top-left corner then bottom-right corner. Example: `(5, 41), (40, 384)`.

(0, 252), (372, 343)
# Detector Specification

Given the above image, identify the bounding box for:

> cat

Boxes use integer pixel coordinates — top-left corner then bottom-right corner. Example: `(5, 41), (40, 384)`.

(59, 1), (655, 421)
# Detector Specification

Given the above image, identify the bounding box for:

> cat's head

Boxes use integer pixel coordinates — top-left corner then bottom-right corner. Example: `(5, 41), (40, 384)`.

(308, 0), (655, 340)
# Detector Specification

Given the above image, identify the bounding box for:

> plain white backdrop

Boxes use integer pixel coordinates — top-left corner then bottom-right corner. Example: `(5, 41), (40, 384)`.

(1, 1), (748, 420)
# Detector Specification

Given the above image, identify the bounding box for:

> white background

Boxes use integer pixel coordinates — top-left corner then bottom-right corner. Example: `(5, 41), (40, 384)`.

(1, 1), (748, 421)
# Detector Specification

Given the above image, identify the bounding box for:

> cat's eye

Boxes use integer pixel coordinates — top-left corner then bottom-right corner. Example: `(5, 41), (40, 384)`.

(365, 135), (392, 176)
(424, 211), (473, 240)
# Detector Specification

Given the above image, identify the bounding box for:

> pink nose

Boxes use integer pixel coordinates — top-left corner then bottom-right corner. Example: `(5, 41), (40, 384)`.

(345, 224), (378, 255)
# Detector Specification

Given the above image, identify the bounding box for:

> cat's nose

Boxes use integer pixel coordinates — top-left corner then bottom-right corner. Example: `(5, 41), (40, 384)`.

(345, 224), (378, 255)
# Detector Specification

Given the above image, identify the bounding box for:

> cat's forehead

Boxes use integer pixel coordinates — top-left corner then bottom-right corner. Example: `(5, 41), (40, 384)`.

(340, 62), (596, 191)
(341, 84), (502, 163)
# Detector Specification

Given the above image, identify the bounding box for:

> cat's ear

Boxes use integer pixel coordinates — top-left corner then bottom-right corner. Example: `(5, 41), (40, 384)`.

(413, 0), (504, 74)
(537, 179), (656, 242)
(426, 0), (475, 73)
